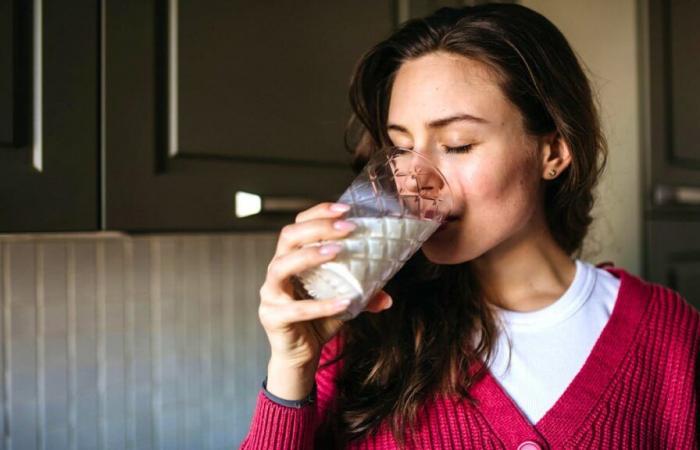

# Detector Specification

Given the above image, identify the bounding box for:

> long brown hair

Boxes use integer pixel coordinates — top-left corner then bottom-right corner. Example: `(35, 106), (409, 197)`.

(320, 4), (608, 448)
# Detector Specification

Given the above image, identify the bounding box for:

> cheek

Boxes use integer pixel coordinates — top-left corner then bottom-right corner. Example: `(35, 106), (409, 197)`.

(460, 156), (521, 200)
(455, 151), (540, 218)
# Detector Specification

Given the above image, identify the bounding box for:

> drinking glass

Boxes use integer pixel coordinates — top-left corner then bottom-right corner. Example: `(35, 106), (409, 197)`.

(296, 146), (453, 320)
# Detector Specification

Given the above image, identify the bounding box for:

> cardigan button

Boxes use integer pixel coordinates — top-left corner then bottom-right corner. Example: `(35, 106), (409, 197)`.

(517, 441), (542, 450)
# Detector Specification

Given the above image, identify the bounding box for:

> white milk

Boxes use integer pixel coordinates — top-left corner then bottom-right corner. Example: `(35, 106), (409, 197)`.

(298, 216), (440, 320)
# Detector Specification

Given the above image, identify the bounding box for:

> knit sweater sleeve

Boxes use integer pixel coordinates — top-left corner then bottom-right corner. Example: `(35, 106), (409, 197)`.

(239, 335), (343, 450)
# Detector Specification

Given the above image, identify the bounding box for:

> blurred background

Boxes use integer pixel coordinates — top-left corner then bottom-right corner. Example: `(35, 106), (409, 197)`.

(0, 0), (698, 449)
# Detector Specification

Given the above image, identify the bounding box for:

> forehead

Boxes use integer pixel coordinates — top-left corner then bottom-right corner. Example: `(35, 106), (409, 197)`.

(388, 52), (510, 123)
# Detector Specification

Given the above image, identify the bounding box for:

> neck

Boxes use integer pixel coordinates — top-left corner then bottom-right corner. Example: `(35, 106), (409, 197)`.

(471, 212), (576, 312)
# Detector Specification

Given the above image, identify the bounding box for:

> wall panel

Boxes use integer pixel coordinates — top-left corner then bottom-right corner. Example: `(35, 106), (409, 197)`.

(0, 232), (276, 449)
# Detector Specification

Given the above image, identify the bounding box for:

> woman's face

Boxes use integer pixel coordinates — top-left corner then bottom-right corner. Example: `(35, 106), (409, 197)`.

(387, 51), (546, 264)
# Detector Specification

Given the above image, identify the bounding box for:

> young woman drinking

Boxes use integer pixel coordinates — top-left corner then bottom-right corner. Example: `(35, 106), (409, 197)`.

(242, 4), (699, 449)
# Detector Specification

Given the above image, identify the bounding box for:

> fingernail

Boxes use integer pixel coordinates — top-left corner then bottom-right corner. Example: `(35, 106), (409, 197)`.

(334, 297), (352, 308)
(330, 203), (351, 212)
(319, 243), (343, 255)
(333, 220), (357, 231)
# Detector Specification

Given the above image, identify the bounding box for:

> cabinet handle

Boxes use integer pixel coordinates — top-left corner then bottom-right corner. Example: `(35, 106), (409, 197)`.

(235, 191), (334, 218)
(654, 185), (700, 206)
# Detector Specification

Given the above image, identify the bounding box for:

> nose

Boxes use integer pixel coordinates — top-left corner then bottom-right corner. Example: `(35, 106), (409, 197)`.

(392, 150), (445, 198)
(389, 148), (451, 220)
(403, 165), (443, 198)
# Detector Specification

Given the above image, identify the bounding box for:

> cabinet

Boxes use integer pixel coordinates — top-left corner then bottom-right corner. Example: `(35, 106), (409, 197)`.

(103, 0), (399, 232)
(1, 0), (475, 233)
(0, 0), (98, 232)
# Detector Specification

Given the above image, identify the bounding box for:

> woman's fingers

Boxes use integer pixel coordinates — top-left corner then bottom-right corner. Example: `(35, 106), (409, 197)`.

(364, 290), (393, 313)
(275, 217), (356, 255)
(259, 297), (352, 330)
(277, 202), (350, 254)
(266, 242), (345, 288)
(295, 202), (350, 224)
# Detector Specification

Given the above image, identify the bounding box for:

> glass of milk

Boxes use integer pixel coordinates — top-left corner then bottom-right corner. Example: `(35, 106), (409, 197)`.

(296, 146), (453, 320)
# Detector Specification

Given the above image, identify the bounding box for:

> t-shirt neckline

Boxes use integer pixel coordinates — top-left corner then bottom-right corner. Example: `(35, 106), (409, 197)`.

(493, 259), (596, 331)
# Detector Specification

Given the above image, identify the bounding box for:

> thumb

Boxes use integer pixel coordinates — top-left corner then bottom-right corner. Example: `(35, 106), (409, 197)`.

(364, 290), (393, 313)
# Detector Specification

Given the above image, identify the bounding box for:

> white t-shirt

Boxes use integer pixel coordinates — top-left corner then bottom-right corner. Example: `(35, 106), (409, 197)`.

(485, 259), (621, 424)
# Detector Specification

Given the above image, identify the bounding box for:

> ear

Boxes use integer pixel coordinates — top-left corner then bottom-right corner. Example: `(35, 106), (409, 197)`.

(539, 132), (572, 180)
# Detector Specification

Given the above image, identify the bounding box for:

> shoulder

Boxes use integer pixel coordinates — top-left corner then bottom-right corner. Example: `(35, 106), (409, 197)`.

(603, 265), (700, 351)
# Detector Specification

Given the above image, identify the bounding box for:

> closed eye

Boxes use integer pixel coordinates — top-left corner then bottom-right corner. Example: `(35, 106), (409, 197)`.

(444, 144), (473, 153)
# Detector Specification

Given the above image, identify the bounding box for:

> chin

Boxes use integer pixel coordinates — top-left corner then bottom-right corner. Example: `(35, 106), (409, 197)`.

(420, 226), (490, 265)
(420, 244), (471, 265)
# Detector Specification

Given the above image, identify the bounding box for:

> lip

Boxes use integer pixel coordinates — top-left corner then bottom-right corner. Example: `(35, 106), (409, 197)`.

(435, 215), (459, 232)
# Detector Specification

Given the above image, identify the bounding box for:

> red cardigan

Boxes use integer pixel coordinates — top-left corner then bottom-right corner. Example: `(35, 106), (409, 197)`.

(241, 267), (699, 449)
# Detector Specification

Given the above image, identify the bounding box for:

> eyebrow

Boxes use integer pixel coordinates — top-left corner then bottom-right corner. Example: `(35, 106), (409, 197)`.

(387, 113), (488, 133)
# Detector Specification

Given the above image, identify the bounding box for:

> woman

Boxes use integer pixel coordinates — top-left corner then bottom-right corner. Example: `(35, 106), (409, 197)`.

(242, 4), (699, 449)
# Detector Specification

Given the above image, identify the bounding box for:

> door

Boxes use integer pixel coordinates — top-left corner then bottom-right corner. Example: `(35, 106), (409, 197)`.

(643, 0), (700, 309)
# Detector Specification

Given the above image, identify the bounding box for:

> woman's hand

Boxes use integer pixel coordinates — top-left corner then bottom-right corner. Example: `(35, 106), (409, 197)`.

(258, 202), (393, 400)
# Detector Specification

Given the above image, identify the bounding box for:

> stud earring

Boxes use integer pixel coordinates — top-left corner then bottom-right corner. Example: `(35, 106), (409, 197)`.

(548, 169), (557, 177)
